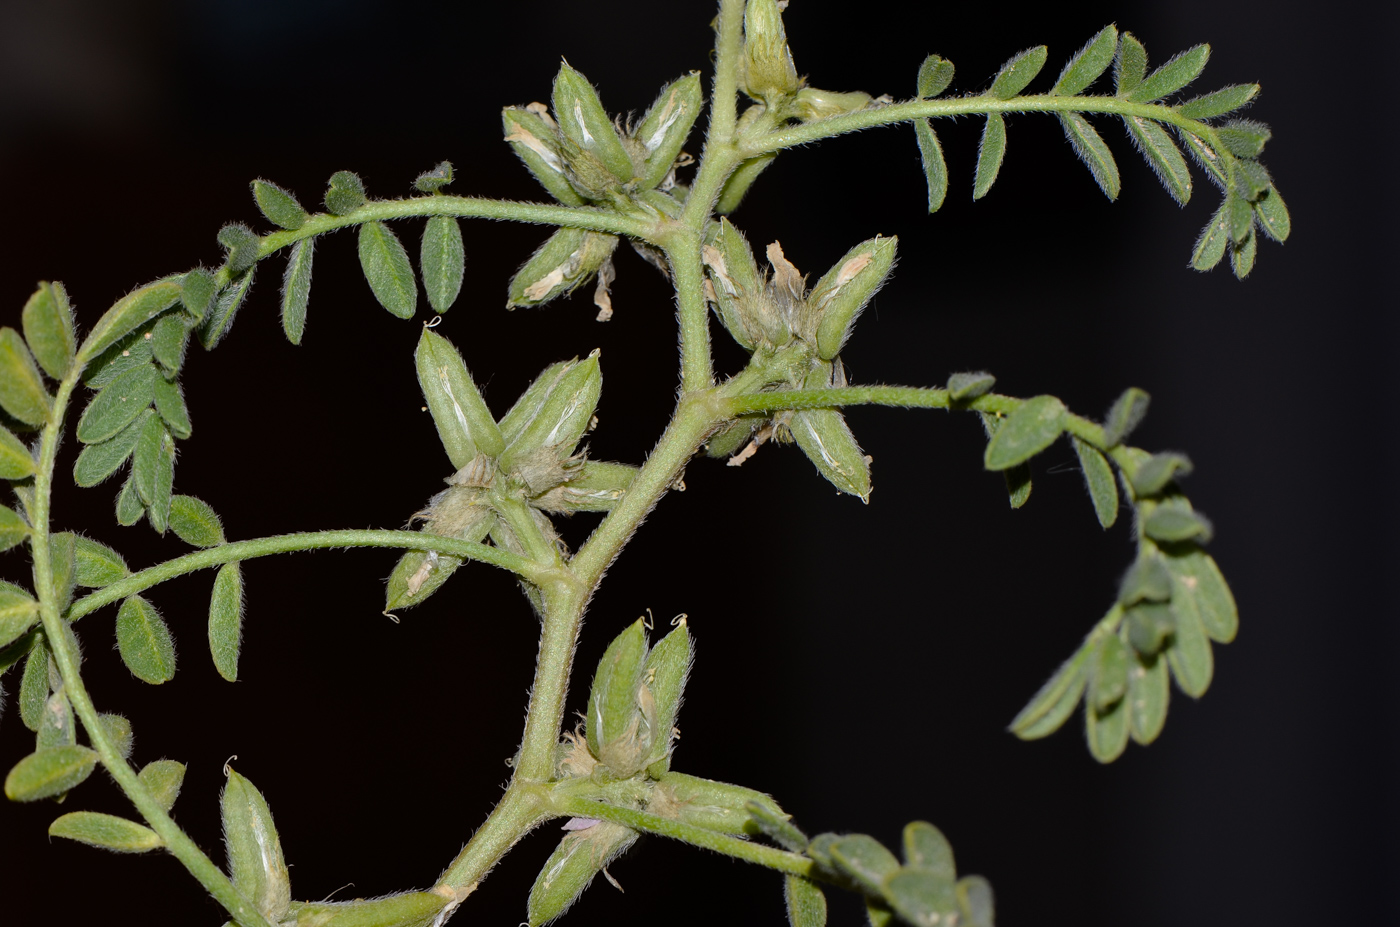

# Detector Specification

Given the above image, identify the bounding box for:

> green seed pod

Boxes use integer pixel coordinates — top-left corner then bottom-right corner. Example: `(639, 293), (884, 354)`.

(646, 771), (781, 836)
(288, 891), (448, 927)
(37, 688), (75, 749)
(414, 160), (455, 193)
(634, 72), (702, 189)
(552, 62), (634, 184)
(792, 88), (873, 122)
(221, 765), (291, 922)
(416, 329), (504, 466)
(383, 508), (495, 615)
(22, 282), (76, 381)
(884, 868), (960, 927)
(508, 229), (619, 309)
(830, 834), (900, 895)
(137, 759), (185, 813)
(532, 460), (638, 514)
(50, 811), (162, 854)
(810, 236), (896, 359)
(639, 618), (691, 770)
(528, 820), (637, 927)
(702, 219), (764, 350)
(115, 596), (176, 685)
(792, 408), (870, 501)
(503, 106), (586, 207)
(324, 170), (366, 215)
(252, 179), (308, 231)
(1127, 650), (1169, 745)
(168, 495), (225, 548)
(0, 327), (52, 426)
(500, 361), (569, 444)
(743, 0), (801, 103)
(501, 351), (601, 469)
(586, 618), (649, 768)
(706, 417), (761, 459)
(0, 505), (29, 553)
(4, 745), (97, 802)
(209, 562), (244, 682)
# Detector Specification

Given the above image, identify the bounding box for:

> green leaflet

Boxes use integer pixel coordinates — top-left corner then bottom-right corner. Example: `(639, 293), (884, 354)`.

(115, 470), (144, 526)
(359, 221), (418, 319)
(131, 413), (166, 505)
(150, 314), (190, 377)
(586, 618), (648, 770)
(1127, 44), (1209, 103)
(1126, 602), (1175, 656)
(1130, 452), (1193, 497)
(527, 820), (636, 927)
(115, 596), (176, 684)
(200, 265), (255, 350)
(791, 407), (871, 501)
(281, 237), (314, 345)
(218, 224), (260, 274)
(73, 536), (129, 588)
(956, 875), (996, 927)
(1123, 116), (1192, 205)
(1072, 436), (1118, 528)
(252, 179), (308, 230)
(208, 562), (243, 682)
(324, 170), (366, 215)
(885, 868), (959, 927)
(1192, 202), (1231, 271)
(1166, 571), (1214, 697)
(1114, 33), (1148, 95)
(1253, 186), (1291, 242)
(1143, 504), (1214, 544)
(180, 268), (216, 319)
(420, 216), (465, 313)
(1084, 693), (1129, 763)
(47, 531), (76, 611)
(72, 408), (149, 487)
(22, 282), (76, 380)
(77, 364), (156, 445)
(1090, 634), (1129, 711)
(914, 119), (948, 213)
(1119, 555), (1172, 605)
(983, 396), (1066, 470)
(4, 745), (97, 801)
(946, 371), (995, 402)
(552, 62), (634, 183)
(0, 423), (34, 479)
(415, 328), (504, 466)
(1059, 114), (1120, 200)
(867, 900), (896, 927)
(1050, 25), (1118, 96)
(811, 236), (897, 360)
(146, 421), (176, 534)
(85, 327), (152, 388)
(137, 759), (186, 813)
(153, 376), (191, 439)
(1234, 158), (1272, 201)
(85, 279), (182, 361)
(972, 114), (1006, 200)
(0, 327), (52, 426)
(903, 821), (956, 883)
(415, 160), (455, 193)
(1231, 229), (1258, 280)
(1226, 189), (1254, 244)
(1009, 631), (1091, 739)
(636, 72), (702, 189)
(1102, 387), (1149, 446)
(49, 811), (163, 853)
(97, 712), (134, 759)
(1163, 546), (1237, 643)
(989, 46), (1047, 99)
(830, 834), (900, 895)
(1004, 463), (1032, 508)
(1177, 84), (1259, 119)
(169, 495), (225, 548)
(785, 875), (828, 927)
(1127, 651), (1169, 745)
(19, 636), (49, 731)
(916, 55), (955, 98)
(0, 581), (38, 649)
(222, 766), (292, 922)
(0, 504), (30, 552)
(1217, 118), (1271, 158)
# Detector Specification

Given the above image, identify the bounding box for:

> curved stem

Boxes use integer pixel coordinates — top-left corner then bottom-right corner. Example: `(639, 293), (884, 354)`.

(28, 373), (275, 927)
(707, 0), (747, 147)
(67, 529), (547, 623)
(665, 232), (715, 393)
(746, 93), (1228, 157)
(550, 795), (818, 878)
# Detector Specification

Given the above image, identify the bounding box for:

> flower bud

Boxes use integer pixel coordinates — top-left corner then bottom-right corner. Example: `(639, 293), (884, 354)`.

(633, 72), (702, 189)
(743, 0), (801, 103)
(503, 107), (585, 206)
(508, 230), (620, 309)
(500, 351), (602, 470)
(585, 618), (649, 774)
(640, 618), (691, 771)
(415, 328), (504, 466)
(810, 236), (897, 360)
(528, 820), (637, 926)
(552, 62), (634, 184)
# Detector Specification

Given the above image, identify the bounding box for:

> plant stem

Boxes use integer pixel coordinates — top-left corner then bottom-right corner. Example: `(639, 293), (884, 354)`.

(436, 787), (547, 899)
(746, 93), (1225, 156)
(707, 0), (747, 147)
(665, 232), (715, 393)
(550, 795), (818, 878)
(28, 373), (275, 927)
(67, 529), (547, 623)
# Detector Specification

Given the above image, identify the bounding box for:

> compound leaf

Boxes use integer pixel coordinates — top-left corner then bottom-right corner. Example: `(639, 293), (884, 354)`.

(1059, 113), (1120, 200)
(0, 327), (52, 426)
(280, 238), (314, 345)
(421, 216), (466, 313)
(1123, 116), (1192, 205)
(990, 46), (1048, 99)
(1127, 44), (1209, 103)
(1051, 25), (1118, 96)
(972, 114), (1006, 200)
(358, 221), (418, 319)
(5, 745), (97, 801)
(50, 811), (163, 853)
(115, 596), (175, 684)
(209, 562), (243, 682)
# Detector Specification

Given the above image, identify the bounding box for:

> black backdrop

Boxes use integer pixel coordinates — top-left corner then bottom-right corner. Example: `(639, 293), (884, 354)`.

(1, 1), (1395, 925)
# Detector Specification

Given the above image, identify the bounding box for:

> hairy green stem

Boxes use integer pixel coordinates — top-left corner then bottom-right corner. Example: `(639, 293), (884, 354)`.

(437, 788), (547, 898)
(550, 796), (818, 878)
(28, 374), (275, 927)
(67, 529), (546, 623)
(747, 93), (1227, 157)
(707, 0), (747, 146)
(665, 232), (716, 393)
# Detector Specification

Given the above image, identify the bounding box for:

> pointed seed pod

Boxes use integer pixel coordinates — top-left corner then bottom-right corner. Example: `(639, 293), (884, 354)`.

(22, 282), (76, 380)
(289, 892), (448, 927)
(501, 351), (601, 468)
(810, 236), (897, 359)
(528, 820), (637, 926)
(532, 460), (637, 514)
(508, 229), (619, 309)
(585, 618), (648, 766)
(640, 618), (691, 769)
(743, 0), (800, 103)
(221, 765), (291, 922)
(383, 511), (495, 615)
(792, 88), (873, 122)
(503, 106), (586, 206)
(415, 329), (505, 466)
(552, 62), (634, 183)
(635, 72), (702, 189)
(647, 771), (782, 836)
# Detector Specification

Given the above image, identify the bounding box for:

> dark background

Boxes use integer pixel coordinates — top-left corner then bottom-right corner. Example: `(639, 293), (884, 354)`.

(1, 1), (1395, 924)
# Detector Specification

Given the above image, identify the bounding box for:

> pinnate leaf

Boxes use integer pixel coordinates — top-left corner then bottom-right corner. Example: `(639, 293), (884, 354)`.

(209, 562), (243, 682)
(0, 327), (52, 426)
(50, 811), (163, 853)
(990, 46), (1047, 99)
(1051, 25), (1118, 96)
(5, 745), (97, 801)
(972, 113), (1006, 200)
(0, 424), (35, 479)
(983, 396), (1066, 470)
(22, 282), (76, 380)
(1059, 114), (1120, 200)
(168, 495), (225, 548)
(116, 596), (176, 684)
(1127, 44), (1209, 103)
(281, 238), (314, 345)
(359, 221), (418, 319)
(421, 216), (465, 313)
